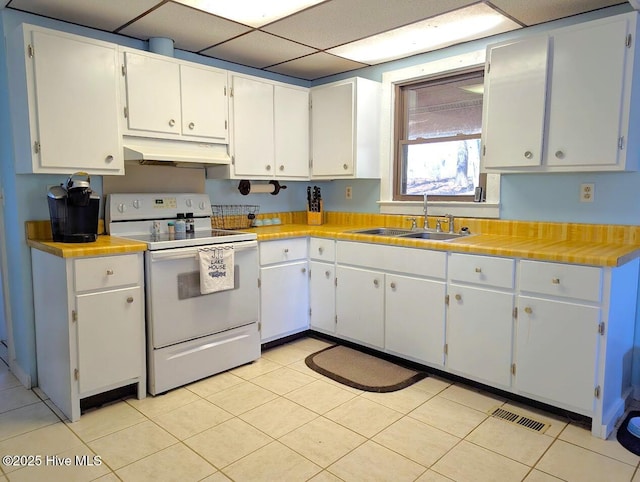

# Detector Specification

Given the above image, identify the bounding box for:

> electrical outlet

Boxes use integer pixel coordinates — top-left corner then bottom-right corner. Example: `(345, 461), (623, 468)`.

(345, 186), (352, 200)
(580, 183), (595, 203)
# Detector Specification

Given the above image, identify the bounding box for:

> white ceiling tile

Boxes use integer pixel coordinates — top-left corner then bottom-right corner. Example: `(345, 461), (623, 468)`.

(263, 0), (478, 49)
(201, 31), (317, 68)
(266, 52), (367, 80)
(491, 0), (626, 26)
(119, 2), (251, 52)
(6, 0), (161, 31)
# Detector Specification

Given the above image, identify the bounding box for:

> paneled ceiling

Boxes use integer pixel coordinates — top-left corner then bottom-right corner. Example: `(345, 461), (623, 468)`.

(2, 0), (627, 80)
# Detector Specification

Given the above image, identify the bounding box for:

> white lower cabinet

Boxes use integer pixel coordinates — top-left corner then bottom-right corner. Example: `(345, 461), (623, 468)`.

(336, 265), (385, 348)
(446, 285), (514, 388)
(515, 296), (599, 413)
(31, 249), (146, 422)
(309, 238), (336, 334)
(259, 239), (309, 343)
(385, 274), (446, 367)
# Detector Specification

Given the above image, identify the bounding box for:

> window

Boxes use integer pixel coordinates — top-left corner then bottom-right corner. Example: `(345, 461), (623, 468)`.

(394, 69), (485, 201)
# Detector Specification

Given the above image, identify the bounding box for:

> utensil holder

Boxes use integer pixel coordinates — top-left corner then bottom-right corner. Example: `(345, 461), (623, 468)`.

(307, 201), (324, 225)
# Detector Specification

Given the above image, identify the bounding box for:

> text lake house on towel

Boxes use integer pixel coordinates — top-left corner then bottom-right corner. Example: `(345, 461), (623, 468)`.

(199, 244), (235, 294)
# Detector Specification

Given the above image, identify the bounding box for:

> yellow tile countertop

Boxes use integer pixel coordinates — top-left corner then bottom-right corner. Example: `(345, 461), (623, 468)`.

(26, 220), (147, 258)
(244, 213), (640, 268)
(26, 213), (640, 266)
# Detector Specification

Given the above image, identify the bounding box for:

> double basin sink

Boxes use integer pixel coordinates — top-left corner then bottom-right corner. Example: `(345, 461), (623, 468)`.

(349, 227), (468, 241)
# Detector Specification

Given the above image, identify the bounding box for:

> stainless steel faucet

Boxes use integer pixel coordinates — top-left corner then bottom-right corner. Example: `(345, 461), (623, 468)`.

(445, 214), (455, 233)
(423, 194), (429, 230)
(405, 217), (417, 230)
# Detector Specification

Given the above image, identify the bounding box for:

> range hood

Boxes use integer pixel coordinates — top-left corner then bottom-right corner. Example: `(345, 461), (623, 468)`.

(123, 136), (231, 167)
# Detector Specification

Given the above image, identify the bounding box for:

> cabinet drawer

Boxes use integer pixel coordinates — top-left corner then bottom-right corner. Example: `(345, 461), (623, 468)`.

(74, 254), (141, 292)
(310, 238), (335, 262)
(259, 238), (308, 265)
(337, 241), (446, 279)
(519, 260), (602, 302)
(448, 253), (515, 289)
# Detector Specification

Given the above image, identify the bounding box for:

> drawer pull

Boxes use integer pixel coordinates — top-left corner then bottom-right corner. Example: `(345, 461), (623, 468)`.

(551, 278), (560, 284)
(301, 267), (307, 274)
(455, 294), (462, 301)
(325, 270), (331, 278)
(475, 267), (482, 273)
(169, 119), (176, 127)
(373, 279), (379, 287)
(266, 165), (272, 171)
(279, 165), (285, 171)
(188, 122), (195, 130)
(284, 248), (289, 254)
(524, 306), (533, 314)
(318, 247), (324, 254)
(106, 269), (114, 276)
(105, 155), (114, 163)
(127, 297), (134, 304)
(390, 282), (396, 289)
(343, 163), (348, 170)
(524, 150), (533, 159)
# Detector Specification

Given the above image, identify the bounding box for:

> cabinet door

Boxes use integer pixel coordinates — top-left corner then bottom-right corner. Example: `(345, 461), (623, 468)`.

(385, 274), (446, 367)
(231, 76), (275, 177)
(310, 261), (335, 333)
(181, 65), (228, 141)
(335, 266), (384, 348)
(446, 285), (514, 388)
(260, 261), (309, 342)
(124, 52), (181, 135)
(311, 82), (354, 176)
(76, 286), (143, 394)
(546, 17), (628, 167)
(516, 296), (599, 413)
(31, 30), (122, 172)
(482, 36), (548, 169)
(274, 85), (309, 178)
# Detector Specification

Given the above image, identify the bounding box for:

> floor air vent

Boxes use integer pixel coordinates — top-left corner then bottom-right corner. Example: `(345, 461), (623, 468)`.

(488, 407), (550, 434)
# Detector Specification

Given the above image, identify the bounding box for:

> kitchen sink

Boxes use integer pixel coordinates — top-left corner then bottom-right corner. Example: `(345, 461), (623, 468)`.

(398, 231), (466, 241)
(349, 227), (415, 236)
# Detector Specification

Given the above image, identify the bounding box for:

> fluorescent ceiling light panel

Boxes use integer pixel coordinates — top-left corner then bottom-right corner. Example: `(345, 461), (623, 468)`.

(174, 0), (325, 27)
(328, 3), (520, 64)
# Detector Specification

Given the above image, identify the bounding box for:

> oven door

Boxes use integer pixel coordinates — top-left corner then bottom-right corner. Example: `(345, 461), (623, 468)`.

(146, 240), (258, 348)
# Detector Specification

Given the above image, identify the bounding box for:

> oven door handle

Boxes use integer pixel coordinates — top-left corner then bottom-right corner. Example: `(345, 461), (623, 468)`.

(149, 240), (258, 261)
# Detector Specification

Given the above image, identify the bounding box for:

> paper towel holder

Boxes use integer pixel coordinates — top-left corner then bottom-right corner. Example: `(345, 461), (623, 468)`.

(238, 180), (287, 195)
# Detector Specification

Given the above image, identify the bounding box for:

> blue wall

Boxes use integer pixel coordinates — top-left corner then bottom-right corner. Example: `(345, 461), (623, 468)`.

(1, 3), (639, 387)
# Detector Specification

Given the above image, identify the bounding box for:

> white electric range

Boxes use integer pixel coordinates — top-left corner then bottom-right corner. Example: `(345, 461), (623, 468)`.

(107, 193), (260, 395)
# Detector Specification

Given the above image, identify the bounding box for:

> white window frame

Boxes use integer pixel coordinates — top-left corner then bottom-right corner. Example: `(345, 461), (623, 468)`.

(379, 49), (500, 218)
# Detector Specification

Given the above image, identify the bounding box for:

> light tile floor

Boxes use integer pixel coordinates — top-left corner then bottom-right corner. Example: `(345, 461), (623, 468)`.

(1, 336), (640, 481)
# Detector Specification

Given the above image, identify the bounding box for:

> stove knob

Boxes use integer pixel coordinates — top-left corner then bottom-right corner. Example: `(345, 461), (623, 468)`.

(133, 199), (140, 209)
(118, 203), (126, 213)
(199, 201), (206, 210)
(186, 198), (193, 208)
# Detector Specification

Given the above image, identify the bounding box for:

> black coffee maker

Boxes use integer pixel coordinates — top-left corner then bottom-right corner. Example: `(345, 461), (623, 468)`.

(47, 172), (100, 243)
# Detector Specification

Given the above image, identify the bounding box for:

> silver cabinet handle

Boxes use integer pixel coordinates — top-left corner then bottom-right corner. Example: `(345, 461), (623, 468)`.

(266, 165), (272, 171)
(390, 282), (396, 289)
(524, 151), (533, 159)
(373, 279), (379, 287)
(551, 278), (560, 284)
(555, 150), (564, 159)
(279, 165), (284, 171)
(455, 294), (462, 301)
(343, 163), (348, 170)
(127, 296), (134, 304)
(106, 269), (114, 276)
(524, 306), (533, 314)
(301, 268), (307, 273)
(475, 267), (482, 273)
(169, 119), (176, 127)
(325, 270), (331, 278)
(188, 122), (195, 130)
(318, 247), (324, 254)
(105, 155), (114, 163)
(283, 248), (289, 254)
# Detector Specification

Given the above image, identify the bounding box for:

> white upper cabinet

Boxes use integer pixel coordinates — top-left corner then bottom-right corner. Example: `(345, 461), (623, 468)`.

(8, 24), (124, 175)
(482, 12), (640, 172)
(311, 77), (381, 179)
(122, 50), (228, 143)
(210, 74), (309, 180)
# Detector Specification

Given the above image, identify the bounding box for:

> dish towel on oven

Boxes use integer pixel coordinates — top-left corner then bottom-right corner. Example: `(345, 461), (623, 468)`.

(199, 244), (235, 294)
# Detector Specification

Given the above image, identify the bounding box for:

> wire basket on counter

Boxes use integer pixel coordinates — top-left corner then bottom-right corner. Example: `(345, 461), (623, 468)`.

(211, 204), (260, 229)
